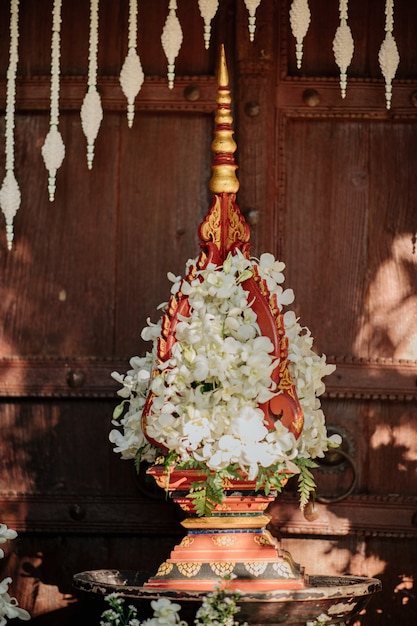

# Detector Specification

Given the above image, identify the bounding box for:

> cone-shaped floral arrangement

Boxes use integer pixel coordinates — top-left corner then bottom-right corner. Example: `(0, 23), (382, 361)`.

(110, 45), (340, 591)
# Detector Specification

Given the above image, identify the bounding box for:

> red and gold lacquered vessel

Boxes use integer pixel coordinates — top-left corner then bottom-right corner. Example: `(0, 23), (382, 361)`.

(142, 46), (306, 592)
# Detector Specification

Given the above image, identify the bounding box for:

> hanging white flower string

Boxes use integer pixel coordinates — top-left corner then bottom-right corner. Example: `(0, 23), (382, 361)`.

(0, 0), (20, 251)
(198, 0), (218, 50)
(244, 0), (262, 42)
(378, 0), (399, 109)
(332, 0), (354, 98)
(80, 0), (103, 168)
(161, 0), (183, 89)
(289, 0), (311, 70)
(119, 0), (144, 128)
(41, 0), (65, 201)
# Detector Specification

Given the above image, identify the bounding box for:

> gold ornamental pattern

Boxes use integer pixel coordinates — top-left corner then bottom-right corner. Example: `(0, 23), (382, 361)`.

(254, 534), (271, 547)
(212, 535), (236, 547)
(273, 561), (293, 578)
(177, 562), (202, 578)
(179, 536), (195, 547)
(209, 561), (235, 576)
(244, 561), (267, 577)
(155, 562), (174, 577)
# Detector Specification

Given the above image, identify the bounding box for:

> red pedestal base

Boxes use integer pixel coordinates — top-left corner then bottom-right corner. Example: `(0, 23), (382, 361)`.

(143, 466), (307, 592)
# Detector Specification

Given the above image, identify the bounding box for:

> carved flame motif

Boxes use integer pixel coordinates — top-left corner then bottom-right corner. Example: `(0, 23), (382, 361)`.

(142, 45), (303, 443)
(199, 194), (250, 264)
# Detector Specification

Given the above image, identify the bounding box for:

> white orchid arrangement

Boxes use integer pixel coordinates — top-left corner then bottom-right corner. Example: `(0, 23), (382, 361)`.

(101, 577), (247, 626)
(0, 524), (30, 625)
(110, 249), (340, 514)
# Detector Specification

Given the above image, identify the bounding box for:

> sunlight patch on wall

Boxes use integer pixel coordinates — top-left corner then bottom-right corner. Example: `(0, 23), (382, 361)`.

(353, 234), (417, 359)
(370, 423), (417, 465)
(394, 575), (414, 605)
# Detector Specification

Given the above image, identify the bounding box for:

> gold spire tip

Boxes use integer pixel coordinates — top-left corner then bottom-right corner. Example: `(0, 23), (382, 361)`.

(217, 44), (229, 88)
(209, 44), (239, 195)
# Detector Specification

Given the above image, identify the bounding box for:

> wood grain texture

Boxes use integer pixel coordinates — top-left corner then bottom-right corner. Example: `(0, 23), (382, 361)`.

(0, 1), (417, 624)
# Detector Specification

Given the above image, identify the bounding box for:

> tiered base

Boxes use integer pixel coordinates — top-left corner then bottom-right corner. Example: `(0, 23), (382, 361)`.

(143, 467), (306, 592)
(144, 522), (306, 591)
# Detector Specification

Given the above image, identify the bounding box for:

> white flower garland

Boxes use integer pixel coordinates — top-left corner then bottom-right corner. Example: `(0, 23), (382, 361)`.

(289, 0), (311, 70)
(198, 0), (219, 50)
(110, 250), (339, 489)
(332, 0), (354, 99)
(0, 0), (21, 251)
(378, 0), (399, 110)
(119, 0), (144, 128)
(80, 0), (103, 169)
(161, 0), (183, 89)
(41, 0), (65, 201)
(244, 0), (262, 43)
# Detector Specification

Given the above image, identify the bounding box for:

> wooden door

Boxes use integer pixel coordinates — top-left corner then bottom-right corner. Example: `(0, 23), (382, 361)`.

(1, 1), (417, 625)
(234, 2), (417, 625)
(0, 1), (233, 622)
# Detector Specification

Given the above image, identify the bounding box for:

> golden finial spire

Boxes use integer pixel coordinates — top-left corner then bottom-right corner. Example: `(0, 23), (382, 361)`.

(209, 44), (239, 194)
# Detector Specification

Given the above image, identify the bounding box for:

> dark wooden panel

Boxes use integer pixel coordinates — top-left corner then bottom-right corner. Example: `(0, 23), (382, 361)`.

(361, 122), (417, 359)
(280, 117), (369, 355)
(0, 76), (218, 112)
(2, 491), (417, 538)
(114, 111), (213, 355)
(234, 0), (278, 256)
(0, 357), (126, 397)
(280, 116), (417, 362)
(0, 399), (123, 494)
(0, 494), (183, 535)
(0, 110), (118, 357)
(277, 79), (417, 115)
(318, 396), (417, 498)
(1, 533), (179, 620)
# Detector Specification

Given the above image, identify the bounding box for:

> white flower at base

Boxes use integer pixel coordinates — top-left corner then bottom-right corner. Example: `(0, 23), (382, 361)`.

(0, 578), (31, 624)
(0, 525), (30, 624)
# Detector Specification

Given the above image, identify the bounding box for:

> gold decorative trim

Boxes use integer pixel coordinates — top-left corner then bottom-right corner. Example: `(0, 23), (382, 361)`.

(181, 514), (271, 529)
(255, 534), (272, 547)
(212, 535), (237, 546)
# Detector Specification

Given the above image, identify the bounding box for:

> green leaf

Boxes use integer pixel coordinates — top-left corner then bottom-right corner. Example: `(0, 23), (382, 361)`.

(296, 458), (318, 510)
